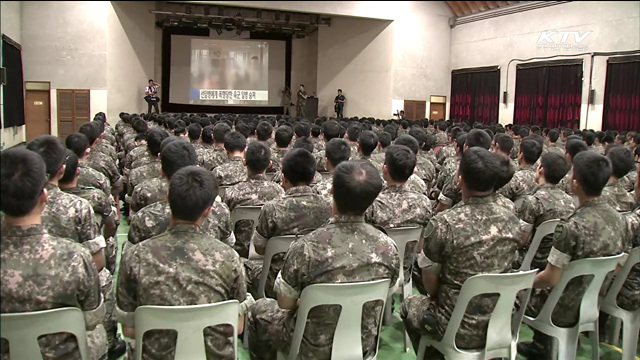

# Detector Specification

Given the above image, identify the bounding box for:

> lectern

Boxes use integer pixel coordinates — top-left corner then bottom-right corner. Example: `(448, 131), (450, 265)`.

(304, 97), (318, 119)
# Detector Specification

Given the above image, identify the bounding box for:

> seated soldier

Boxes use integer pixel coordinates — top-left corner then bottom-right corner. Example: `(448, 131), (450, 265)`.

(90, 120), (117, 164)
(518, 151), (626, 359)
(202, 122), (230, 171)
(601, 146), (636, 212)
(357, 130), (381, 171)
(126, 128), (168, 202)
(345, 122), (363, 156)
(223, 142), (285, 258)
(271, 137), (323, 185)
(247, 160), (399, 360)
(618, 146), (638, 192)
(310, 124), (325, 152)
(546, 129), (564, 156)
(1, 148), (107, 360)
(245, 148), (332, 299)
(433, 131), (466, 201)
(517, 153), (575, 270)
(270, 125), (294, 174)
(315, 120), (343, 172)
(256, 121), (275, 148)
(492, 133), (517, 167)
(122, 132), (147, 173)
(402, 148), (521, 358)
(80, 122), (123, 197)
(187, 122), (204, 152)
(213, 131), (248, 186)
(127, 141), (234, 246)
(371, 131), (392, 165)
(197, 125), (217, 170)
(365, 145), (432, 285)
(66, 132), (112, 198)
(558, 138), (589, 195)
(617, 163), (639, 313)
(435, 126), (461, 166)
(117, 166), (251, 360)
(499, 139), (543, 202)
(394, 135), (431, 195)
(312, 138), (351, 197)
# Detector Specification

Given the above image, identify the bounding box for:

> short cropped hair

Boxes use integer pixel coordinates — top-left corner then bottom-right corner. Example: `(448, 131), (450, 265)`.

(213, 122), (231, 143)
(325, 138), (351, 168)
(59, 150), (79, 184)
(346, 123), (363, 142)
(494, 154), (516, 191)
(378, 132), (392, 149)
(235, 123), (251, 139)
(540, 152), (571, 184)
(294, 122), (311, 138)
(332, 161), (383, 215)
(79, 122), (100, 146)
(282, 148), (316, 186)
(565, 139), (588, 159)
(606, 146), (634, 179)
(358, 131), (378, 156)
(147, 128), (169, 157)
(161, 141), (197, 180)
(256, 121), (274, 141)
(466, 129), (492, 150)
(0, 148), (48, 216)
(582, 131), (596, 146)
(26, 135), (67, 180)
(493, 133), (514, 154)
(321, 120), (342, 141)
(459, 147), (498, 192)
(572, 151), (611, 196)
(202, 126), (215, 145)
(293, 137), (314, 153)
(519, 139), (543, 165)
(65, 133), (90, 158)
(188, 123), (202, 141)
(394, 134), (419, 155)
(384, 145), (416, 183)
(246, 142), (271, 173)
(547, 129), (560, 143)
(224, 132), (247, 153)
(168, 166), (217, 222)
(275, 126), (294, 148)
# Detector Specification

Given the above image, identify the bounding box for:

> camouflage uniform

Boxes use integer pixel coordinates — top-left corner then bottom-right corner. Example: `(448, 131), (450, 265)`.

(619, 170), (637, 192)
(358, 155), (383, 173)
(365, 184), (432, 281)
(130, 177), (168, 213)
(197, 145), (228, 171)
(126, 158), (162, 199)
(247, 214), (399, 360)
(436, 144), (455, 166)
(310, 137), (325, 152)
(127, 200), (234, 246)
(312, 177), (333, 197)
(402, 195), (520, 351)
(558, 168), (574, 195)
(348, 142), (359, 158)
(244, 186), (332, 299)
(223, 174), (285, 258)
(511, 138), (522, 160)
(95, 140), (117, 164)
(517, 183), (576, 270)
(435, 157), (460, 194)
(86, 151), (122, 191)
(269, 148), (289, 173)
(1, 225), (107, 360)
(315, 150), (328, 172)
(618, 208), (640, 310)
(371, 150), (386, 167)
(419, 149), (439, 173)
(190, 141), (205, 153)
(546, 143), (565, 157)
(271, 170), (323, 186)
(435, 132), (448, 147)
(592, 143), (606, 155)
(526, 197), (625, 327)
(212, 156), (246, 186)
(494, 193), (516, 213)
(78, 162), (111, 197)
(498, 164), (538, 201)
(405, 174), (428, 196)
(116, 224), (246, 360)
(602, 180), (636, 212)
(124, 144), (148, 171)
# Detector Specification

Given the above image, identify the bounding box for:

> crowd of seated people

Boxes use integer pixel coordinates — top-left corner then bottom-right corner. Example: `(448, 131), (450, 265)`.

(1, 110), (639, 360)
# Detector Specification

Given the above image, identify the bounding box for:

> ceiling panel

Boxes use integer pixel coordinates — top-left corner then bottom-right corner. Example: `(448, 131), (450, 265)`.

(446, 0), (522, 17)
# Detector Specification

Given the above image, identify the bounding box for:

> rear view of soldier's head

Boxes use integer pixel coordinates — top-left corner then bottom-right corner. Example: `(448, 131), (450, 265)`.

(394, 134), (419, 155)
(245, 142), (272, 175)
(325, 138), (351, 172)
(256, 121), (273, 141)
(458, 147), (499, 197)
(224, 131), (247, 157)
(1, 148), (48, 218)
(465, 129), (492, 151)
(168, 166), (217, 224)
(332, 161), (383, 215)
(518, 139), (543, 166)
(147, 128), (169, 157)
(213, 122), (232, 145)
(565, 139), (589, 164)
(275, 126), (294, 149)
(538, 152), (571, 185)
(606, 146), (634, 181)
(59, 150), (81, 187)
(161, 141), (197, 180)
(571, 151), (611, 198)
(358, 130), (378, 157)
(493, 153), (516, 191)
(26, 135), (67, 182)
(65, 133), (91, 160)
(492, 133), (514, 156)
(383, 145), (416, 184)
(282, 148), (316, 190)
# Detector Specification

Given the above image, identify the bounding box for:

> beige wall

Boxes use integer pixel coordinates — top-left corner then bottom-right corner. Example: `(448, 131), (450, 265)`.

(291, 30), (318, 103)
(451, 1), (640, 130)
(1, 1), (26, 149)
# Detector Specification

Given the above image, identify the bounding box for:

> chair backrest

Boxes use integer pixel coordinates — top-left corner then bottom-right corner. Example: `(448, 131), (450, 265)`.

(218, 185), (230, 199)
(230, 205), (262, 229)
(384, 227), (423, 279)
(286, 279), (391, 360)
(534, 254), (623, 327)
(440, 270), (537, 357)
(1, 307), (90, 360)
(134, 300), (239, 360)
(519, 219), (560, 271)
(603, 247), (640, 307)
(257, 235), (297, 299)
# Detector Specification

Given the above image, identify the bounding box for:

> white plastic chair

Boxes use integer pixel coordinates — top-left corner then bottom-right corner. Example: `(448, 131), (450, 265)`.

(382, 226), (423, 352)
(1, 307), (90, 360)
(278, 279), (391, 360)
(519, 219), (560, 271)
(134, 300), (240, 360)
(416, 270), (538, 360)
(523, 254), (624, 360)
(230, 205), (263, 260)
(601, 247), (640, 360)
(257, 235), (297, 299)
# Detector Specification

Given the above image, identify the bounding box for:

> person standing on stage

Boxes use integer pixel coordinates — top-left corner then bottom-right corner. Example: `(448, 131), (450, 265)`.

(296, 84), (308, 120)
(144, 79), (160, 114)
(281, 86), (292, 116)
(334, 89), (346, 119)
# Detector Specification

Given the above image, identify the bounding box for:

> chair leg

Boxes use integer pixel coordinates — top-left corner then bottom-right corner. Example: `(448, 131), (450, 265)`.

(243, 316), (249, 349)
(383, 296), (393, 325)
(588, 330), (599, 360)
(556, 334), (578, 360)
(621, 321), (639, 360)
(607, 317), (622, 345)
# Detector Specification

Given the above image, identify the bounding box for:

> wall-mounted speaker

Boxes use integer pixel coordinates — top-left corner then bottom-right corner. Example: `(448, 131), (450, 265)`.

(502, 91), (508, 104)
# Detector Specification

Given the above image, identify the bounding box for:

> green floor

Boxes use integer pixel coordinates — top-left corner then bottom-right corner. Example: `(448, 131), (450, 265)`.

(114, 216), (631, 360)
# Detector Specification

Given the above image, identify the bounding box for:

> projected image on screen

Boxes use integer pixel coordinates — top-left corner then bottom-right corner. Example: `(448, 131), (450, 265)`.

(190, 39), (269, 105)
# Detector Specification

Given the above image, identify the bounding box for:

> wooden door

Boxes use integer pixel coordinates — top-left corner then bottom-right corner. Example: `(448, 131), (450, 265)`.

(403, 100), (427, 120)
(430, 103), (445, 121)
(57, 89), (90, 140)
(25, 90), (51, 141)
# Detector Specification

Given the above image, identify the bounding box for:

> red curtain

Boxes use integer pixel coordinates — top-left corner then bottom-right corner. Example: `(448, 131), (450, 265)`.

(450, 68), (500, 125)
(514, 62), (582, 129)
(603, 59), (640, 131)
